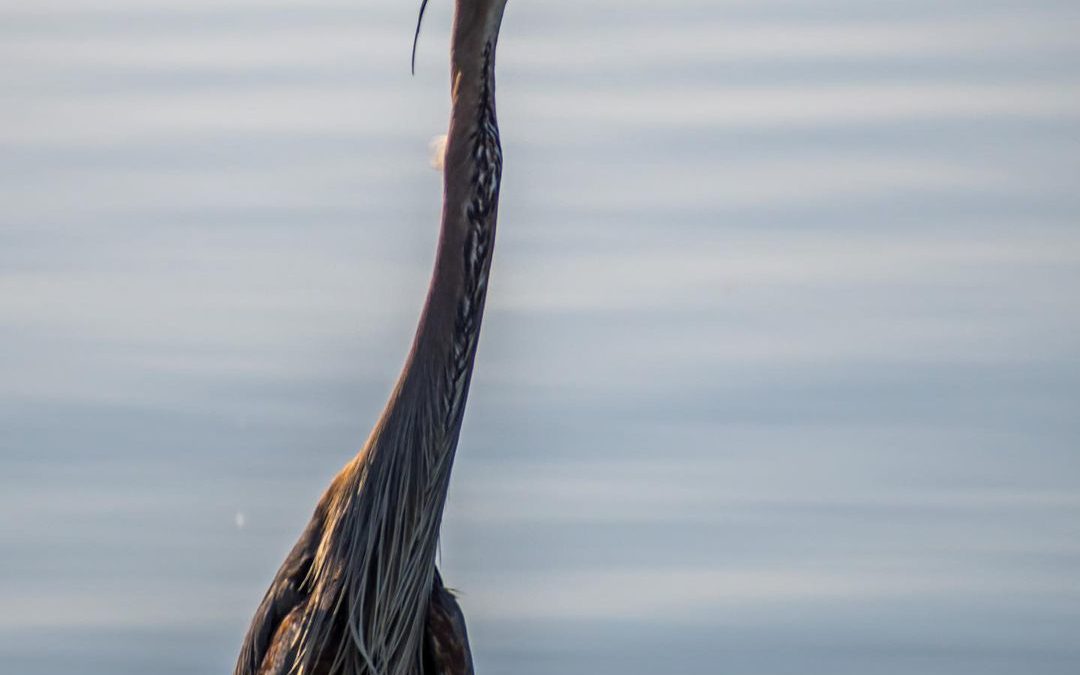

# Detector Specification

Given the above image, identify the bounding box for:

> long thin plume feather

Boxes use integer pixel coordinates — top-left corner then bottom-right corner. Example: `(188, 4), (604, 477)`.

(411, 0), (430, 75)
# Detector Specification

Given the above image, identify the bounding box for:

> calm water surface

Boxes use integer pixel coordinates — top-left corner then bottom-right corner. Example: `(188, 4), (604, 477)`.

(2, 0), (1079, 673)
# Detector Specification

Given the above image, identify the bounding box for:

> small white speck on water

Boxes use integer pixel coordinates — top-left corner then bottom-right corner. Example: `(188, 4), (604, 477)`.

(235, 512), (246, 530)
(429, 134), (447, 170)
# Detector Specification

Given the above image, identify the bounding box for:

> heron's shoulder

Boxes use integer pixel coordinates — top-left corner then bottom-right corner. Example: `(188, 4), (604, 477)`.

(233, 492), (333, 675)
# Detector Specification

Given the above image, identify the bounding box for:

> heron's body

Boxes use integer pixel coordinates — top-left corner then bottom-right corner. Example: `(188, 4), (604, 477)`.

(234, 2), (509, 673)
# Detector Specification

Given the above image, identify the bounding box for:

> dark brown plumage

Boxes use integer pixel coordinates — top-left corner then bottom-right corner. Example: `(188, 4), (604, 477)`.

(235, 489), (473, 675)
(234, 1), (510, 673)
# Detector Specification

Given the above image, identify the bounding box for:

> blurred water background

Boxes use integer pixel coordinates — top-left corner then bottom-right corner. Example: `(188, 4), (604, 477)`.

(2, 0), (1080, 673)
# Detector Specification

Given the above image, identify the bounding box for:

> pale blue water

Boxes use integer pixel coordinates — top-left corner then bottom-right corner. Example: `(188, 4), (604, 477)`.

(2, 0), (1080, 673)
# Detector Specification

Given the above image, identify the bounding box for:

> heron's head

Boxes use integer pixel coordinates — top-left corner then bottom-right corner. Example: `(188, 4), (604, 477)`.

(412, 0), (510, 74)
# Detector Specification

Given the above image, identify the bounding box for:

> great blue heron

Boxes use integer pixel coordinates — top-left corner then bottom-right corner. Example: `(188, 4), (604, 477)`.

(234, 1), (509, 673)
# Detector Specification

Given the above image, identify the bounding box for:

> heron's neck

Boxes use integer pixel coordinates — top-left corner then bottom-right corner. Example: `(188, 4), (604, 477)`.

(292, 10), (506, 675)
(379, 31), (503, 457)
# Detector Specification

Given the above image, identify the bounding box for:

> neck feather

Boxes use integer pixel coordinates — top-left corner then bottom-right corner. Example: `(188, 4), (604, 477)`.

(390, 21), (503, 458)
(296, 11), (505, 675)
